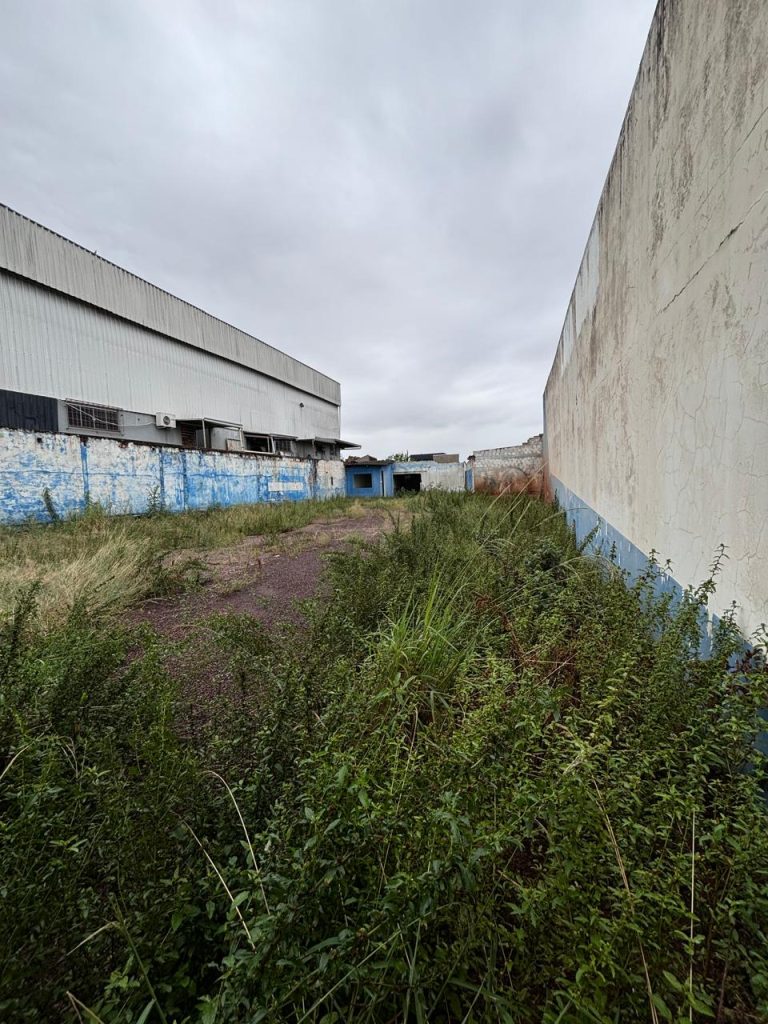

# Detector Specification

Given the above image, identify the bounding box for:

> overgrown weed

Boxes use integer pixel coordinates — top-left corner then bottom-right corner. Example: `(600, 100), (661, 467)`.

(1, 493), (767, 1021)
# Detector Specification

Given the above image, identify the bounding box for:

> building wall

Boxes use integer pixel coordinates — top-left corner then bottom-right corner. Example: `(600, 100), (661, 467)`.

(543, 0), (768, 640)
(346, 465), (387, 498)
(0, 204), (340, 405)
(0, 274), (340, 444)
(473, 435), (544, 496)
(345, 460), (467, 498)
(392, 460), (466, 493)
(0, 427), (345, 524)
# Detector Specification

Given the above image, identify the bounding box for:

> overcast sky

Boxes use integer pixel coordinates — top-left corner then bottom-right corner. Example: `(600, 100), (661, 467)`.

(1, 0), (656, 457)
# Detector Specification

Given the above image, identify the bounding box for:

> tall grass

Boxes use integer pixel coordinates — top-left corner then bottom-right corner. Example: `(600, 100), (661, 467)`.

(0, 526), (153, 630)
(0, 497), (377, 628)
(1, 493), (766, 1021)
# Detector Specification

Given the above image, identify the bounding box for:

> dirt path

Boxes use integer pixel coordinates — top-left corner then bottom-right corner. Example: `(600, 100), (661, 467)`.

(131, 508), (403, 640)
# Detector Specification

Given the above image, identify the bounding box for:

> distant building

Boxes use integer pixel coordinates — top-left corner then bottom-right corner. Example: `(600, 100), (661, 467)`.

(409, 453), (459, 464)
(346, 456), (468, 497)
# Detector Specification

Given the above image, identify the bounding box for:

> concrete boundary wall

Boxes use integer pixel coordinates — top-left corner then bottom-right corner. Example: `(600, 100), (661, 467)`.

(543, 0), (768, 640)
(0, 428), (344, 524)
(473, 435), (543, 496)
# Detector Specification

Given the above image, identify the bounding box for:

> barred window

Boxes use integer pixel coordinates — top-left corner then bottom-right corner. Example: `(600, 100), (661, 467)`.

(66, 401), (121, 433)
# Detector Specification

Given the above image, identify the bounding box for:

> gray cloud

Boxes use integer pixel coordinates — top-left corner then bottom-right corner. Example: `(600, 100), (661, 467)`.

(0, 0), (656, 456)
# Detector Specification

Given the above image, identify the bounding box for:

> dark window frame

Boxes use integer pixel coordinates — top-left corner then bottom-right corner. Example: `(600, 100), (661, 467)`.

(244, 433), (272, 453)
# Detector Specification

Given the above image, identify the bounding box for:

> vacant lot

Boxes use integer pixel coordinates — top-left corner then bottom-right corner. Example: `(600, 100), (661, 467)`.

(0, 496), (397, 630)
(1, 493), (767, 1022)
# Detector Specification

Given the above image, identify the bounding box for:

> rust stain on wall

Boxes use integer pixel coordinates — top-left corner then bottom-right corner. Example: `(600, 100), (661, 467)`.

(472, 435), (544, 497)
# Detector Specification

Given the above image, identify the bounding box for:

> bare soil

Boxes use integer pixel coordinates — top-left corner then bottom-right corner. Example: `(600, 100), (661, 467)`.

(131, 507), (403, 639)
(128, 508), (406, 715)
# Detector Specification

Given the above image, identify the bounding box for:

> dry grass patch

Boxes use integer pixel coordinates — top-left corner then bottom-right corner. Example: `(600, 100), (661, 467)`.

(0, 527), (154, 630)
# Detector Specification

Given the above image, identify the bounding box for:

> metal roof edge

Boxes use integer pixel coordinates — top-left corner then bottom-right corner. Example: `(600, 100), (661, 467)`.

(0, 202), (341, 403)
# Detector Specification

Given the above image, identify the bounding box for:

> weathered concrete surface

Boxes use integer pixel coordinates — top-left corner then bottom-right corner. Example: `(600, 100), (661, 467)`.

(543, 0), (768, 639)
(0, 427), (344, 523)
(473, 435), (544, 496)
(392, 459), (466, 493)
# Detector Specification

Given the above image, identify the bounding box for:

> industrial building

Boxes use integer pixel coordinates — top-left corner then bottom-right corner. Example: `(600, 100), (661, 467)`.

(0, 204), (358, 523)
(543, 0), (768, 642)
(0, 203), (354, 459)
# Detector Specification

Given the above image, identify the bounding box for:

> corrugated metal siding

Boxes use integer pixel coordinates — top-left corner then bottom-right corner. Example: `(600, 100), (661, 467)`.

(0, 274), (340, 440)
(0, 388), (57, 432)
(0, 204), (340, 405)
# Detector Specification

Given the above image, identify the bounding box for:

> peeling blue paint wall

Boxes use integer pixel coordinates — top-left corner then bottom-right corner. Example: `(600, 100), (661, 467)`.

(345, 465), (387, 498)
(0, 428), (345, 523)
(346, 460), (468, 498)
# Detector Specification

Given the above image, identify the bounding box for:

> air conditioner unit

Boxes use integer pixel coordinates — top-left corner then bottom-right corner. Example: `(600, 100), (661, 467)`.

(155, 412), (177, 429)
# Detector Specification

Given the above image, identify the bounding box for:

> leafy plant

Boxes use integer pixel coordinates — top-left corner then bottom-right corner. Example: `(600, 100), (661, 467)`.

(1, 493), (766, 1022)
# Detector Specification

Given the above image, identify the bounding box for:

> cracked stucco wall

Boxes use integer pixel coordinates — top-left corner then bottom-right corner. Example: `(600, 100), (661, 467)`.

(543, 0), (768, 639)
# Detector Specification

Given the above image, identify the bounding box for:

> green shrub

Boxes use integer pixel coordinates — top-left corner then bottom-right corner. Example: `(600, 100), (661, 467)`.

(2, 493), (766, 1022)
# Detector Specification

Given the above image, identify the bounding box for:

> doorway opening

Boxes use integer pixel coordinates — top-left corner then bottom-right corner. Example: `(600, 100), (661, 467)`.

(393, 473), (421, 494)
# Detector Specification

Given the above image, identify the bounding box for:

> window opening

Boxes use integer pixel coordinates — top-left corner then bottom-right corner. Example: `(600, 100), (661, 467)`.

(180, 423), (198, 448)
(244, 434), (272, 453)
(66, 401), (120, 433)
(272, 437), (296, 455)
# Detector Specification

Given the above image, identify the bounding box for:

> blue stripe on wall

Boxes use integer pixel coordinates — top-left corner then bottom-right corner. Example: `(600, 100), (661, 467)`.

(550, 474), (715, 656)
(552, 475), (767, 759)
(0, 429), (345, 523)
